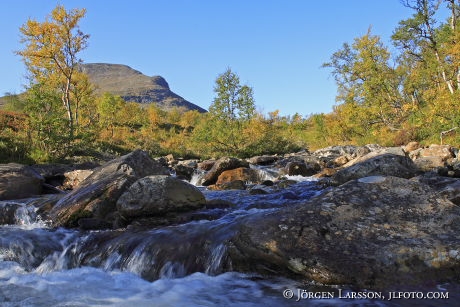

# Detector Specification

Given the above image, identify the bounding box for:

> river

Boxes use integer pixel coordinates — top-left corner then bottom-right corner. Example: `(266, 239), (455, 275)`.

(0, 170), (457, 306)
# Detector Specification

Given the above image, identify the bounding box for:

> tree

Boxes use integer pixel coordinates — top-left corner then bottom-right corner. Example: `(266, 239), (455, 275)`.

(202, 68), (256, 156)
(96, 93), (125, 138)
(391, 0), (460, 139)
(17, 5), (90, 140)
(209, 68), (256, 121)
(323, 29), (412, 137)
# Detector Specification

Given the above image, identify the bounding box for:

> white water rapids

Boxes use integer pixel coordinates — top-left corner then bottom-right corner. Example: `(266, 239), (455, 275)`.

(0, 171), (456, 306)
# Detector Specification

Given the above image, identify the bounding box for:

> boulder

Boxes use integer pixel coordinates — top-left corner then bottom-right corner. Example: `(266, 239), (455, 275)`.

(0, 164), (44, 200)
(413, 173), (460, 206)
(201, 157), (249, 186)
(0, 202), (23, 225)
(332, 155), (349, 167)
(283, 161), (320, 177)
(116, 175), (206, 220)
(32, 162), (98, 187)
(413, 156), (446, 172)
(331, 153), (418, 185)
(228, 176), (460, 289)
(312, 145), (372, 162)
(197, 159), (216, 171)
(61, 169), (94, 190)
(412, 144), (455, 161)
(216, 167), (260, 185)
(247, 155), (278, 165)
(404, 141), (420, 153)
(173, 164), (195, 181)
(50, 150), (170, 228)
(213, 180), (247, 190)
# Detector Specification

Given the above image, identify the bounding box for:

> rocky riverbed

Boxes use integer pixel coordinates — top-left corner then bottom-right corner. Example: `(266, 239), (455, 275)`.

(1, 143), (460, 305)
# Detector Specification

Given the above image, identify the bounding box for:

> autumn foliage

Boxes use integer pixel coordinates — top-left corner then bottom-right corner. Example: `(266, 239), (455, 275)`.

(3, 2), (460, 163)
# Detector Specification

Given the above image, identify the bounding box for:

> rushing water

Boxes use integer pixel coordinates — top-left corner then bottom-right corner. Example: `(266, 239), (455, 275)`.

(0, 173), (456, 306)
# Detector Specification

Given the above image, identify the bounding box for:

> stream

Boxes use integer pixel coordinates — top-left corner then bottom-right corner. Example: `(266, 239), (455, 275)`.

(0, 169), (457, 306)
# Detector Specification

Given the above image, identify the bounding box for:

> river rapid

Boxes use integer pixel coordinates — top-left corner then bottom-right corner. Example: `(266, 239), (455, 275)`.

(0, 170), (457, 306)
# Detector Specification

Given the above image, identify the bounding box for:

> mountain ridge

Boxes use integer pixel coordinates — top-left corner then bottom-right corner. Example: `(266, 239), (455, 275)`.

(82, 63), (207, 113)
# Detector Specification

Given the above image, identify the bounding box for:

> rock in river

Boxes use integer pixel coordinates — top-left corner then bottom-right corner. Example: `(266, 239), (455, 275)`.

(0, 163), (44, 200)
(50, 150), (170, 228)
(117, 175), (206, 220)
(228, 176), (460, 289)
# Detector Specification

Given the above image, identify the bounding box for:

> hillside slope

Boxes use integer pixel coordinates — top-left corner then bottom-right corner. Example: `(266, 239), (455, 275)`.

(82, 63), (206, 112)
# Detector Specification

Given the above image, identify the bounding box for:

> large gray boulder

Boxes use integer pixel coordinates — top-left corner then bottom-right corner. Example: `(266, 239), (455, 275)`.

(228, 176), (460, 289)
(50, 150), (170, 228)
(0, 164), (44, 200)
(117, 175), (206, 219)
(331, 153), (418, 185)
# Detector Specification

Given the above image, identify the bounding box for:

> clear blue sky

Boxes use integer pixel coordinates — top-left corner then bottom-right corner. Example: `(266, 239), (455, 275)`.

(1, 0), (416, 116)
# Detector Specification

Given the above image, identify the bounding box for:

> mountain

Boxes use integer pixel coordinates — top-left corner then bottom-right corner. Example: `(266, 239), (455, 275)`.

(81, 63), (207, 113)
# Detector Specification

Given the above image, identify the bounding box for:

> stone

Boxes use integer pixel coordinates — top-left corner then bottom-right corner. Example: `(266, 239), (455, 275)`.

(404, 141), (420, 153)
(228, 176), (460, 289)
(283, 161), (319, 176)
(173, 164), (195, 181)
(0, 163), (44, 200)
(197, 159), (216, 171)
(332, 155), (349, 167)
(61, 169), (94, 190)
(413, 156), (446, 172)
(331, 153), (418, 185)
(216, 167), (260, 185)
(116, 175), (206, 219)
(50, 150), (170, 228)
(215, 180), (247, 190)
(201, 157), (249, 186)
(247, 155), (278, 165)
(418, 145), (454, 161)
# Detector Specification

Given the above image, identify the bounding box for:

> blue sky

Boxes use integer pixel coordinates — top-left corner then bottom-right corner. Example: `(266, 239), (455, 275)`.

(1, 1), (417, 116)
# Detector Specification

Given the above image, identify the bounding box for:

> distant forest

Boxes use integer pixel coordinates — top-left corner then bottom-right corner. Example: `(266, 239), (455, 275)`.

(2, 1), (460, 163)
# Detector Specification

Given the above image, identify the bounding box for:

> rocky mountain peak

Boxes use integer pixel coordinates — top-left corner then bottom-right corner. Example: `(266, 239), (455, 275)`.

(81, 63), (206, 113)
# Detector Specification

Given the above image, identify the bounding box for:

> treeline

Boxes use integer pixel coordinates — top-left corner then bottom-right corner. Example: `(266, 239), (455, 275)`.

(321, 0), (460, 147)
(0, 88), (309, 162)
(2, 1), (460, 163)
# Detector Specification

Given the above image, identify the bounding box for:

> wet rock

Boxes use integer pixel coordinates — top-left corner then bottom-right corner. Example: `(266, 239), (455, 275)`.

(208, 180), (247, 190)
(247, 155), (278, 165)
(50, 150), (170, 228)
(173, 164), (195, 181)
(283, 161), (320, 177)
(0, 163), (44, 200)
(228, 176), (460, 289)
(0, 202), (22, 225)
(331, 153), (418, 185)
(197, 159), (216, 171)
(116, 175), (206, 220)
(201, 157), (249, 186)
(216, 167), (260, 185)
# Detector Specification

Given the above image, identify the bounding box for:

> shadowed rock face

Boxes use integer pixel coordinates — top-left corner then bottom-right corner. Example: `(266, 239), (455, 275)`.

(81, 63), (207, 113)
(0, 164), (44, 200)
(228, 176), (460, 289)
(49, 150), (170, 228)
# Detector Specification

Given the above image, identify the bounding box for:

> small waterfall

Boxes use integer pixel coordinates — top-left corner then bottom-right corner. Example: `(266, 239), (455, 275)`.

(250, 164), (280, 182)
(190, 169), (206, 186)
(205, 243), (227, 275)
